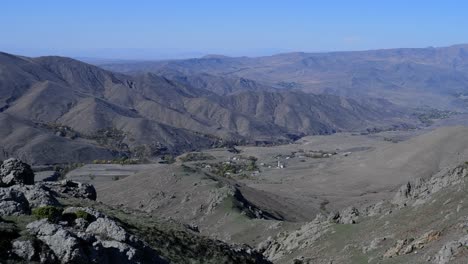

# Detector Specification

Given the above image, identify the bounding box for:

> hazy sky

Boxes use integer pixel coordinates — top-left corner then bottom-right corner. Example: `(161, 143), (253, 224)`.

(1, 0), (467, 59)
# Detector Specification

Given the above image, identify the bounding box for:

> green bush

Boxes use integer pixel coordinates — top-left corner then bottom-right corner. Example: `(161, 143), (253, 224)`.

(75, 210), (93, 221)
(161, 155), (175, 164)
(62, 209), (94, 223)
(246, 158), (258, 171)
(32, 206), (63, 222)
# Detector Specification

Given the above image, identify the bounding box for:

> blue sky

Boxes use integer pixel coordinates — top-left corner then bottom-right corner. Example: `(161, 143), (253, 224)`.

(1, 0), (467, 59)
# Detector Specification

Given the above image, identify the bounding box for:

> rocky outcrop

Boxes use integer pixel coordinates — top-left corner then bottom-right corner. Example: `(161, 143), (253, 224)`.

(0, 158), (34, 187)
(0, 165), (157, 264)
(45, 180), (97, 200)
(27, 219), (90, 263)
(433, 235), (468, 264)
(0, 158), (272, 264)
(329, 206), (360, 224)
(12, 240), (36, 261)
(392, 166), (467, 207)
(12, 184), (60, 208)
(86, 217), (129, 242)
(205, 186), (235, 214)
(258, 215), (331, 261)
(0, 188), (30, 215)
(384, 230), (441, 258)
(24, 209), (166, 264)
(1, 180), (92, 216)
(383, 238), (413, 258)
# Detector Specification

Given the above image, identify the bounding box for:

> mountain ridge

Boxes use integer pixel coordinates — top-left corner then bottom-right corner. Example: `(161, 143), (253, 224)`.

(0, 51), (410, 164)
(100, 44), (468, 110)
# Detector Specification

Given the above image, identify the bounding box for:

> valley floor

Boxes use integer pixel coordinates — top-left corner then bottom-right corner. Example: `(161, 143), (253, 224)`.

(55, 117), (468, 263)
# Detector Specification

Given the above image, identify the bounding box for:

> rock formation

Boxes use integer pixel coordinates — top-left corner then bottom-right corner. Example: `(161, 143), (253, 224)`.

(0, 158), (271, 264)
(0, 158), (34, 187)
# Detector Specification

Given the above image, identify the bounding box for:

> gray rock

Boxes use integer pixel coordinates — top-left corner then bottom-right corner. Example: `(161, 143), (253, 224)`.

(0, 188), (30, 215)
(361, 201), (389, 217)
(27, 219), (90, 263)
(259, 216), (331, 261)
(75, 218), (88, 230)
(46, 180), (97, 200)
(434, 235), (468, 264)
(12, 238), (58, 263)
(11, 184), (59, 208)
(185, 223), (200, 233)
(22, 208), (166, 264)
(340, 207), (360, 224)
(434, 241), (462, 264)
(392, 166), (468, 207)
(76, 230), (95, 242)
(0, 158), (34, 187)
(384, 230), (440, 259)
(86, 217), (128, 242)
(39, 246), (59, 264)
(27, 219), (58, 235)
(329, 206), (360, 224)
(95, 240), (139, 263)
(383, 239), (412, 258)
(12, 240), (35, 261)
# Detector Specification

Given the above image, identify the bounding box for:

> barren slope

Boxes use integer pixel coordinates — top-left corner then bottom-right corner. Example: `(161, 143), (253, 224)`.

(0, 51), (407, 163)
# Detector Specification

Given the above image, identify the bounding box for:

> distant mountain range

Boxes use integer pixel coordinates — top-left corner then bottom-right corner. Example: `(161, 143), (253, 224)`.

(0, 52), (406, 164)
(101, 44), (468, 110)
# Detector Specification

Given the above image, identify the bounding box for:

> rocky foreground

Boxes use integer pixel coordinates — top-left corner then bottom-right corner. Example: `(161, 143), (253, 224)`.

(0, 158), (271, 264)
(251, 164), (468, 264)
(3, 156), (468, 264)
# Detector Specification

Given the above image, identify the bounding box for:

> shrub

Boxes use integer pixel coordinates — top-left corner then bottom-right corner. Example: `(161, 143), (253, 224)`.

(75, 210), (93, 221)
(32, 206), (63, 222)
(247, 156), (258, 162)
(62, 209), (94, 223)
(161, 155), (175, 164)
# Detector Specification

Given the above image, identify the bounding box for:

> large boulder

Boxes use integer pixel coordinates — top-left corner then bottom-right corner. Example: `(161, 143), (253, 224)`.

(0, 158), (34, 187)
(94, 240), (140, 264)
(11, 184), (59, 208)
(27, 219), (90, 263)
(86, 217), (129, 242)
(25, 215), (165, 264)
(45, 180), (97, 200)
(12, 240), (36, 261)
(328, 206), (360, 224)
(0, 188), (30, 215)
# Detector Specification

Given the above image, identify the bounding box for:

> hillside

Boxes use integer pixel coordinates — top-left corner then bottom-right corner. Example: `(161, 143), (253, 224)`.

(101, 44), (468, 110)
(0, 52), (407, 164)
(92, 126), (468, 263)
(149, 68), (275, 95)
(0, 158), (271, 264)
